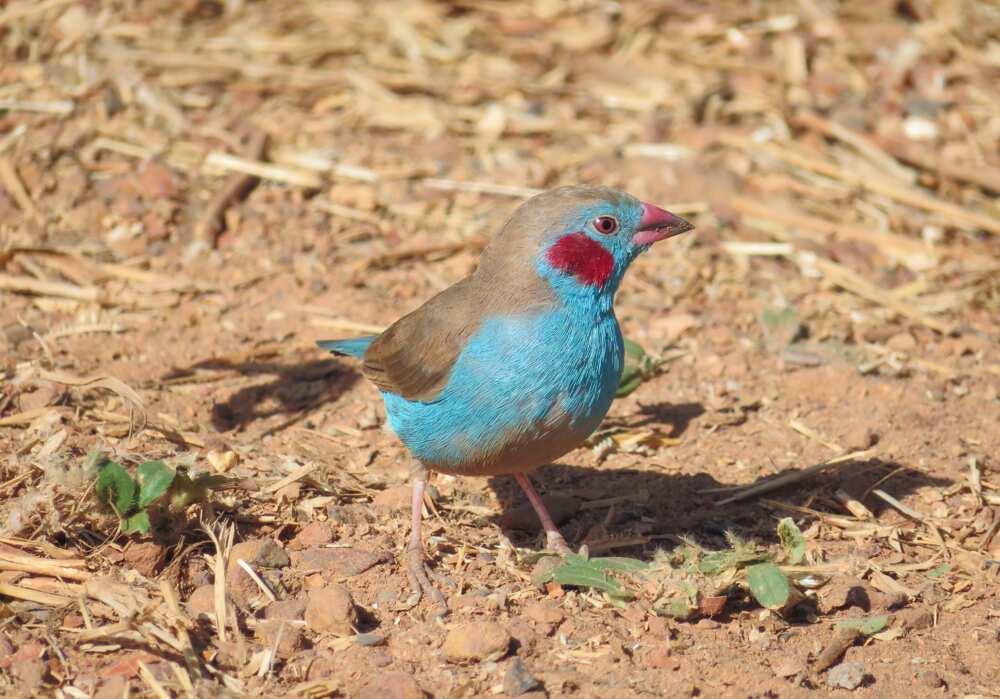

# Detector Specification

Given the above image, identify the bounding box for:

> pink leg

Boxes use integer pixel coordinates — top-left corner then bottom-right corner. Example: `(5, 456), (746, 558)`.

(514, 472), (571, 554)
(399, 467), (447, 614)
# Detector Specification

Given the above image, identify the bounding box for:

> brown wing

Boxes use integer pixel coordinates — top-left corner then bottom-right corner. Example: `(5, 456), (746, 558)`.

(361, 278), (483, 401)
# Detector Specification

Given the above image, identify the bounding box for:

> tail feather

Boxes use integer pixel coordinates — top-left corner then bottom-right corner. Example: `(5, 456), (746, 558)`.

(317, 336), (376, 359)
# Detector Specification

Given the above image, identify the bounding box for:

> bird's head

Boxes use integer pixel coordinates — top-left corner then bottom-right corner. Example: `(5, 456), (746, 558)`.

(480, 186), (693, 303)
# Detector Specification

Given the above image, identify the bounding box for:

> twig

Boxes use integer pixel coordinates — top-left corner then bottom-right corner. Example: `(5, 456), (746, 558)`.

(263, 464), (317, 494)
(236, 559), (277, 602)
(726, 136), (1000, 236)
(138, 661), (172, 699)
(0, 582), (70, 606)
(195, 132), (268, 247)
(0, 272), (101, 303)
(792, 111), (916, 183)
(203, 150), (320, 188)
(0, 157), (44, 224)
(0, 0), (75, 27)
(871, 489), (931, 524)
(714, 449), (875, 506)
(809, 256), (956, 334)
(877, 137), (1000, 194)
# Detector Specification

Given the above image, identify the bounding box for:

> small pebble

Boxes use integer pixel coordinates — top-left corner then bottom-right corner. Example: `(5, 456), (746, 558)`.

(355, 632), (387, 647)
(442, 621), (511, 663)
(504, 657), (541, 696)
(827, 662), (867, 691)
(357, 671), (425, 699)
(304, 585), (359, 636)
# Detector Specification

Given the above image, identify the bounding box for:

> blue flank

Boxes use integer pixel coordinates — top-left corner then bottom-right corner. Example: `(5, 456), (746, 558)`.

(317, 336), (376, 358)
(383, 196), (645, 474)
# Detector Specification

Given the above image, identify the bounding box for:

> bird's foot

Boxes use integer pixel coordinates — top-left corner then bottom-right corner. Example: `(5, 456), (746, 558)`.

(395, 545), (448, 616)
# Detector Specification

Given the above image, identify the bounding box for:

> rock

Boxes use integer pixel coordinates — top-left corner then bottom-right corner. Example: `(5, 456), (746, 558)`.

(770, 656), (806, 678)
(123, 541), (166, 578)
(817, 577), (872, 614)
(227, 539), (290, 606)
(304, 585), (359, 636)
(645, 642), (678, 670)
(826, 662), (867, 691)
(896, 606), (933, 631)
(186, 585), (216, 618)
(506, 618), (538, 654)
(504, 657), (541, 696)
(290, 522), (335, 550)
(291, 546), (391, 578)
(886, 332), (917, 352)
(357, 671), (426, 699)
(264, 598), (306, 621)
(524, 600), (564, 632)
(255, 619), (305, 658)
(372, 485), (413, 513)
(355, 632), (387, 647)
(442, 621), (511, 663)
(502, 495), (579, 531)
(206, 449), (238, 473)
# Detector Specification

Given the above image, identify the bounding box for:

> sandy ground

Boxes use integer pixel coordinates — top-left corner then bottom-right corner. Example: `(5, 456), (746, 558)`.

(1, 0), (999, 697)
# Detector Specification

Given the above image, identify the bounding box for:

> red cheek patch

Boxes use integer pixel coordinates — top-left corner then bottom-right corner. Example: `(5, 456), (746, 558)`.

(545, 232), (614, 287)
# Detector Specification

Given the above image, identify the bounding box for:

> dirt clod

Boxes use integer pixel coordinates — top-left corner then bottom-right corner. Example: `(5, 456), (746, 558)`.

(826, 662), (868, 691)
(896, 606), (934, 631)
(304, 584), (359, 636)
(372, 485), (413, 513)
(442, 621), (511, 663)
(256, 619), (305, 657)
(265, 598), (306, 621)
(123, 540), (166, 578)
(186, 584), (216, 618)
(290, 522), (335, 550)
(357, 671), (426, 699)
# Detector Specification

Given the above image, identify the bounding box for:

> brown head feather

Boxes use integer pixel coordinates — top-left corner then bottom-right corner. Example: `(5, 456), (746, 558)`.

(361, 186), (628, 401)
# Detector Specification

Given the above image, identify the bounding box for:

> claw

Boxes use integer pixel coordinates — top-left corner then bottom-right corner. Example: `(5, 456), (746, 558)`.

(393, 466), (448, 616)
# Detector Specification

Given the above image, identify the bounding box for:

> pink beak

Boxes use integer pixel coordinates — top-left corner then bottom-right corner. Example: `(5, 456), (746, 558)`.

(632, 202), (694, 246)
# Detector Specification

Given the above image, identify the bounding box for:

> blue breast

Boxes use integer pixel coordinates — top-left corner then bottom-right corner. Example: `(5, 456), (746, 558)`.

(382, 302), (624, 475)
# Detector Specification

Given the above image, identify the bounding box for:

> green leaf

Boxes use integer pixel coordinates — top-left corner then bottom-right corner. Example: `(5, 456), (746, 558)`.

(588, 557), (650, 573)
(616, 338), (656, 397)
(542, 555), (638, 599)
(96, 459), (137, 515)
(927, 564), (951, 578)
(122, 511), (151, 535)
(836, 615), (890, 636)
(746, 562), (791, 609)
(136, 460), (175, 508)
(760, 306), (803, 350)
(777, 518), (806, 565)
(615, 373), (643, 398)
(169, 471), (228, 510)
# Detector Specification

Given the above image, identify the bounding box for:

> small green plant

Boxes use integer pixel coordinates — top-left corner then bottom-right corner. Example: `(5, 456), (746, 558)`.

(91, 452), (227, 535)
(616, 338), (659, 397)
(532, 518), (813, 619)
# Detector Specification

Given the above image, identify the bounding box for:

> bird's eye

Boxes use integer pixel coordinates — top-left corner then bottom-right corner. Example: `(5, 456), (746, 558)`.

(593, 216), (619, 235)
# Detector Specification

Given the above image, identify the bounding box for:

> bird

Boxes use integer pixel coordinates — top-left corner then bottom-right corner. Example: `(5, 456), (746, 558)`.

(318, 185), (693, 612)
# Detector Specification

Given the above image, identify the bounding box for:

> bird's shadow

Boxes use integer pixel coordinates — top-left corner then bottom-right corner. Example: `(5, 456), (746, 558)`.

(161, 355), (358, 435)
(486, 454), (950, 556)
